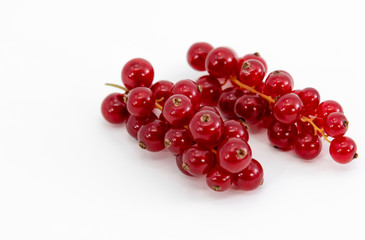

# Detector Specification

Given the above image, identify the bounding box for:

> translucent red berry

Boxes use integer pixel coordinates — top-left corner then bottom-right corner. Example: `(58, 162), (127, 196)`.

(323, 112), (348, 137)
(267, 121), (297, 150)
(316, 100), (343, 126)
(273, 93), (303, 124)
(218, 87), (244, 119)
(126, 113), (157, 139)
(122, 58), (154, 89)
(171, 79), (202, 108)
(293, 133), (322, 160)
(233, 159), (263, 191)
(196, 75), (222, 106)
(217, 138), (252, 174)
(234, 95), (265, 124)
(205, 47), (237, 78)
(264, 70), (294, 98)
(150, 80), (174, 106)
(162, 94), (194, 127)
(329, 136), (357, 164)
(137, 119), (168, 152)
(237, 52), (268, 73)
(206, 167), (232, 192)
(164, 128), (193, 155)
(298, 87), (320, 116)
(182, 144), (215, 176)
(238, 59), (266, 87)
(222, 119), (249, 142)
(126, 87), (155, 117)
(187, 42), (213, 71)
(101, 93), (129, 124)
(176, 155), (192, 176)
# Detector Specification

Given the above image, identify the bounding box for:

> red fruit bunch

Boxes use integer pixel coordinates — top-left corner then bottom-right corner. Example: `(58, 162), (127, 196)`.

(101, 42), (358, 192)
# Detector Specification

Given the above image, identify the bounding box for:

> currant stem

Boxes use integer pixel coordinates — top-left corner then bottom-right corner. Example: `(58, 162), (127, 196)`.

(154, 102), (163, 111)
(229, 76), (275, 104)
(105, 83), (129, 92)
(301, 116), (332, 143)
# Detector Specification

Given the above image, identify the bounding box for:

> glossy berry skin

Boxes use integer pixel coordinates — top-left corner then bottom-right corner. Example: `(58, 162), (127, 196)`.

(171, 79), (202, 108)
(323, 112), (348, 137)
(267, 121), (298, 150)
(182, 145), (215, 176)
(316, 100), (343, 126)
(122, 58), (154, 89)
(237, 52), (268, 73)
(101, 93), (129, 124)
(330, 136), (357, 164)
(223, 119), (249, 142)
(137, 120), (168, 152)
(187, 42), (213, 71)
(295, 120), (315, 135)
(196, 75), (222, 106)
(273, 93), (303, 124)
(162, 94), (194, 127)
(233, 159), (263, 191)
(176, 155), (192, 176)
(198, 106), (219, 114)
(164, 128), (193, 155)
(239, 59), (266, 87)
(293, 133), (322, 160)
(298, 87), (320, 116)
(150, 80), (174, 106)
(188, 110), (224, 147)
(264, 70), (294, 98)
(126, 113), (157, 139)
(206, 166), (232, 192)
(217, 138), (252, 174)
(234, 95), (265, 124)
(218, 87), (244, 119)
(126, 87), (155, 117)
(205, 47), (237, 78)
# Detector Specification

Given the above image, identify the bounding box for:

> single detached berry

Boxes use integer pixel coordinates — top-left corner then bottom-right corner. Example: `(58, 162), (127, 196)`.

(206, 167), (232, 192)
(171, 79), (202, 108)
(196, 75), (222, 106)
(182, 144), (216, 176)
(233, 159), (264, 191)
(137, 119), (168, 152)
(329, 136), (357, 164)
(264, 70), (294, 98)
(238, 59), (266, 87)
(187, 42), (213, 71)
(218, 87), (244, 119)
(122, 58), (154, 89)
(293, 133), (322, 160)
(222, 119), (249, 142)
(217, 138), (252, 174)
(126, 87), (155, 117)
(273, 93), (303, 124)
(188, 110), (224, 147)
(162, 94), (194, 127)
(205, 47), (237, 78)
(126, 113), (157, 139)
(234, 95), (265, 124)
(267, 121), (298, 150)
(101, 93), (129, 124)
(323, 112), (348, 137)
(298, 87), (320, 116)
(150, 80), (174, 106)
(164, 128), (193, 155)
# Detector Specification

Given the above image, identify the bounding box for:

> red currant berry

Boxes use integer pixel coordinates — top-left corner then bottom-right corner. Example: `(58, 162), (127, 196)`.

(316, 100), (343, 126)
(218, 87), (244, 119)
(171, 79), (202, 108)
(329, 136), (357, 164)
(126, 87), (155, 117)
(238, 59), (266, 87)
(101, 93), (129, 124)
(323, 112), (348, 137)
(234, 95), (265, 124)
(164, 128), (193, 155)
(217, 138), (252, 173)
(223, 119), (249, 142)
(126, 113), (157, 139)
(293, 133), (322, 160)
(206, 166), (232, 192)
(205, 47), (237, 78)
(137, 119), (168, 152)
(122, 58), (154, 89)
(233, 159), (263, 191)
(162, 94), (194, 127)
(295, 120), (315, 135)
(264, 70), (294, 98)
(198, 106), (220, 115)
(188, 110), (224, 147)
(273, 93), (303, 124)
(176, 155), (192, 176)
(267, 121), (298, 150)
(237, 52), (268, 74)
(187, 42), (213, 71)
(182, 144), (215, 176)
(298, 87), (320, 116)
(150, 80), (174, 106)
(196, 75), (222, 106)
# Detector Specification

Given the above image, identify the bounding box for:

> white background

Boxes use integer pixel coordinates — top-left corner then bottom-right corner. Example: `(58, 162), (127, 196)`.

(1, 0), (364, 239)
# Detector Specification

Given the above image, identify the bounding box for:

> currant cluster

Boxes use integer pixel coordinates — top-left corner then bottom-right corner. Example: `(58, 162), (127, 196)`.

(101, 42), (358, 192)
